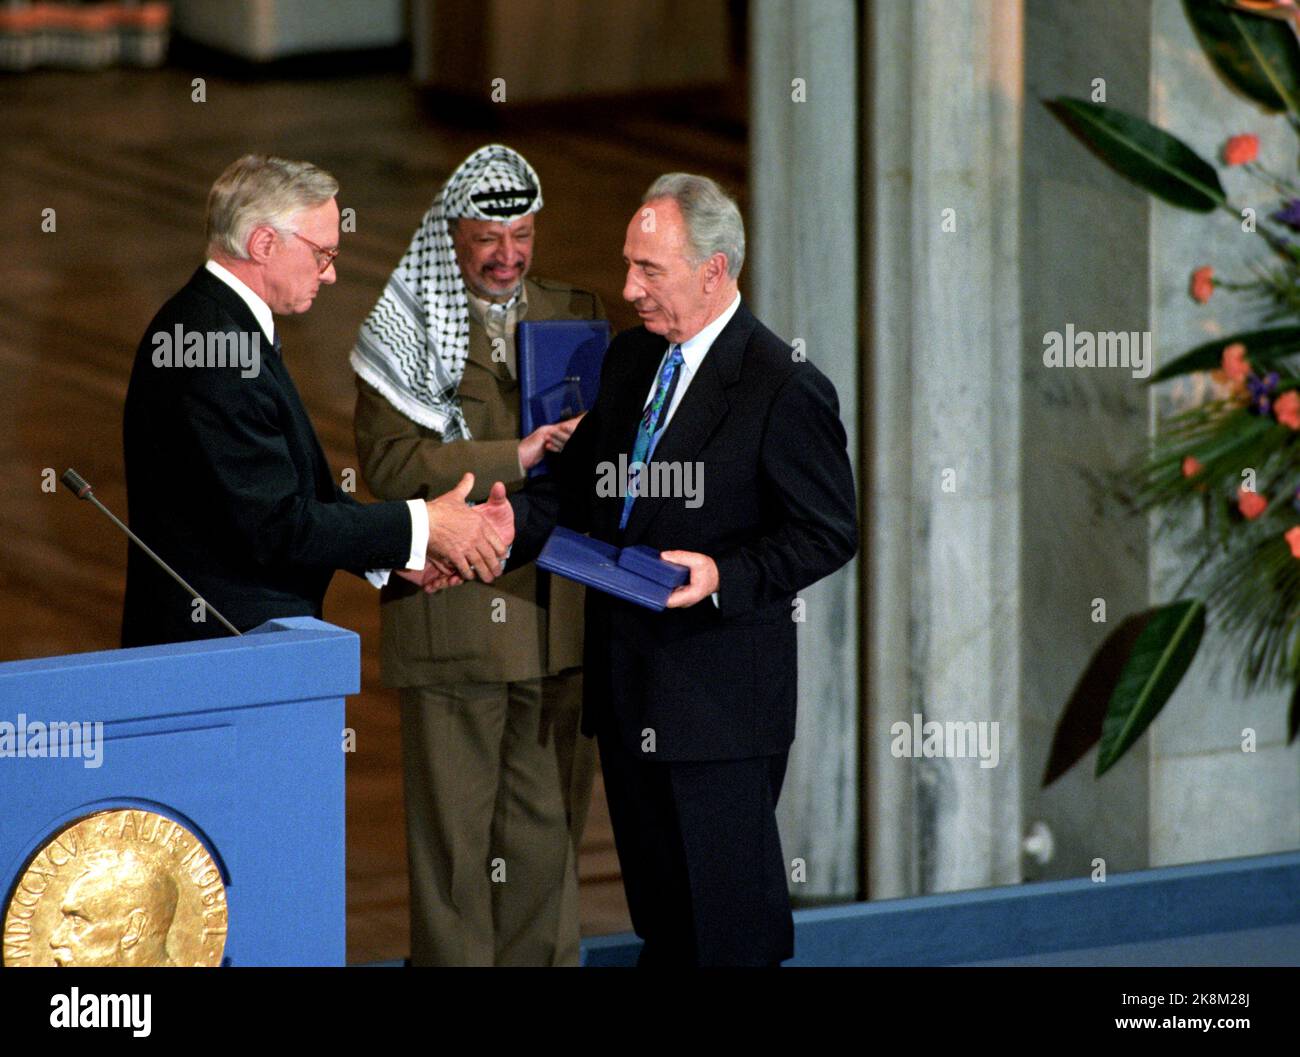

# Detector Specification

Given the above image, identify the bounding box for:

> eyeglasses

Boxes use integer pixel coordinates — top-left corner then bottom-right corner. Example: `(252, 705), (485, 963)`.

(293, 232), (340, 274)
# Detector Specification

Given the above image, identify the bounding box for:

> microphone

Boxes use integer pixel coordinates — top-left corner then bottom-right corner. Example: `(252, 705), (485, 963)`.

(61, 468), (242, 637)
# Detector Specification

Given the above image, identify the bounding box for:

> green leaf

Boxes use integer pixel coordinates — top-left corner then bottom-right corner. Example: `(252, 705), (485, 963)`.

(1042, 612), (1154, 787)
(1183, 0), (1300, 115)
(1097, 599), (1207, 776)
(1151, 326), (1300, 382)
(1044, 98), (1227, 212)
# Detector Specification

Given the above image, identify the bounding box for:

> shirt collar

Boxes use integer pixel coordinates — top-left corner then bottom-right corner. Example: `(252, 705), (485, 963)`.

(205, 258), (275, 347)
(465, 282), (529, 329)
(676, 292), (742, 374)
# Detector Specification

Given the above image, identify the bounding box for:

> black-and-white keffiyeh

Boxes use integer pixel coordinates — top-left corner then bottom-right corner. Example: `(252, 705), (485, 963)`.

(350, 144), (543, 439)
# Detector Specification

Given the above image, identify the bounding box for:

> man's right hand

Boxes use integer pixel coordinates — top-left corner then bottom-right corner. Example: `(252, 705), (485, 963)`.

(425, 472), (508, 582)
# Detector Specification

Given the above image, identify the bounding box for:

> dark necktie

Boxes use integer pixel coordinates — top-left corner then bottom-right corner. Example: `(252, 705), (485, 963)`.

(620, 344), (683, 530)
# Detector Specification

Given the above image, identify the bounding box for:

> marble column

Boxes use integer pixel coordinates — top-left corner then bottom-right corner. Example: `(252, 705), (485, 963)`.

(750, 0), (861, 901)
(865, 0), (1028, 897)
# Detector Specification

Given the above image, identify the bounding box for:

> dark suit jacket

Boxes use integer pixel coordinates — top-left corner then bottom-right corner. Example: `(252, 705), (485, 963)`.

(121, 266), (413, 647)
(510, 300), (858, 762)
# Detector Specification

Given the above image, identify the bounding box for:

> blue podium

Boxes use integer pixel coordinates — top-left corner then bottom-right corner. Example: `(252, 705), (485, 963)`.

(0, 617), (356, 967)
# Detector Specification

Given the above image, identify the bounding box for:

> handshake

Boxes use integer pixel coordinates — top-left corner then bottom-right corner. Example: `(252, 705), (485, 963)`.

(395, 472), (515, 594)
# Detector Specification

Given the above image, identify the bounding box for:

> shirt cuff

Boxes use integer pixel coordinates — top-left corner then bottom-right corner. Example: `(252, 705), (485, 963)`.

(364, 500), (427, 590)
(405, 499), (428, 570)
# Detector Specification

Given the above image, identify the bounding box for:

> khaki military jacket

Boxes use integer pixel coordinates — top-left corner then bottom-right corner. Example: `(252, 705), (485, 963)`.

(354, 276), (604, 687)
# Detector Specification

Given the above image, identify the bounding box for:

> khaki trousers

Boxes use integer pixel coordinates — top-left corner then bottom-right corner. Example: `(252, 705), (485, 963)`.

(400, 671), (594, 966)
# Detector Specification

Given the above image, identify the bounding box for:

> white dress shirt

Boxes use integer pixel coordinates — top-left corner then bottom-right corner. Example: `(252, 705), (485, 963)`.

(204, 259), (427, 587)
(641, 292), (742, 435)
(206, 259), (276, 347)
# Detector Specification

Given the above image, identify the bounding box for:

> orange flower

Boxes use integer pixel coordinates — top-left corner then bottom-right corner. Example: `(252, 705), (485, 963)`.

(1275, 390), (1300, 429)
(1287, 526), (1300, 559)
(1238, 488), (1268, 520)
(1191, 265), (1214, 303)
(1221, 342), (1251, 381)
(1223, 133), (1259, 166)
(1182, 455), (1203, 478)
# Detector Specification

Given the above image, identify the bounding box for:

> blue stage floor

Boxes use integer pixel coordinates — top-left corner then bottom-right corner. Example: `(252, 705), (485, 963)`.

(960, 921), (1300, 966)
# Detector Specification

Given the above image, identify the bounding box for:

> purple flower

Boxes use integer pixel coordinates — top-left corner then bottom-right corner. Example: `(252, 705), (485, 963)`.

(1248, 371), (1280, 415)
(1273, 199), (1300, 230)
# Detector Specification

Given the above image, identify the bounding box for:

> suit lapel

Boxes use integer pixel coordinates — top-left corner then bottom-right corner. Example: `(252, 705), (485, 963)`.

(620, 303), (754, 543)
(621, 355), (728, 543)
(617, 336), (668, 450)
(264, 352), (334, 491)
(191, 267), (334, 493)
(189, 266), (274, 348)
(593, 334), (665, 539)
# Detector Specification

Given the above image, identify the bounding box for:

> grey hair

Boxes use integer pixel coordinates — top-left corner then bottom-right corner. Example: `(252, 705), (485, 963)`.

(205, 154), (339, 258)
(642, 172), (745, 278)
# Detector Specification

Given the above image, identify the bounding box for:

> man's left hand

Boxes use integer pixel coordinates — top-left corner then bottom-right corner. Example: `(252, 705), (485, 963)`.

(661, 550), (719, 608)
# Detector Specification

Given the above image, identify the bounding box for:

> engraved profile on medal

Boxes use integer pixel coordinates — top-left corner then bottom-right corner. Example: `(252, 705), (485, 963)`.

(48, 849), (180, 967)
(3, 809), (228, 967)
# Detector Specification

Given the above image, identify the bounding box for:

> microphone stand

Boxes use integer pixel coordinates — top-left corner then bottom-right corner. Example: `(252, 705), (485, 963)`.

(61, 468), (242, 638)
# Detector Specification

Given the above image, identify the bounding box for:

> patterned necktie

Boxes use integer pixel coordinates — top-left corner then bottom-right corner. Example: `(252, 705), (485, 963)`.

(620, 344), (683, 530)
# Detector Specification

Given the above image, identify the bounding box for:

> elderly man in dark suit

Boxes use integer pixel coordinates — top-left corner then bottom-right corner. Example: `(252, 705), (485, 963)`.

(121, 154), (508, 649)
(507, 173), (858, 966)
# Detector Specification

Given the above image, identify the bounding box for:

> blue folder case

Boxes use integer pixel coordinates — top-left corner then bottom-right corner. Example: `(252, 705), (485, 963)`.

(517, 319), (611, 477)
(537, 526), (690, 611)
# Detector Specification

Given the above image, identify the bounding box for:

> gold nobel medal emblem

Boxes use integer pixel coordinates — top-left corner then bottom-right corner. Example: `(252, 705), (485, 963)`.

(2, 809), (227, 967)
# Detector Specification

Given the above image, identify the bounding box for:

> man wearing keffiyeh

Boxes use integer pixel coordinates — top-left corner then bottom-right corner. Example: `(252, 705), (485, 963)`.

(352, 145), (605, 966)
